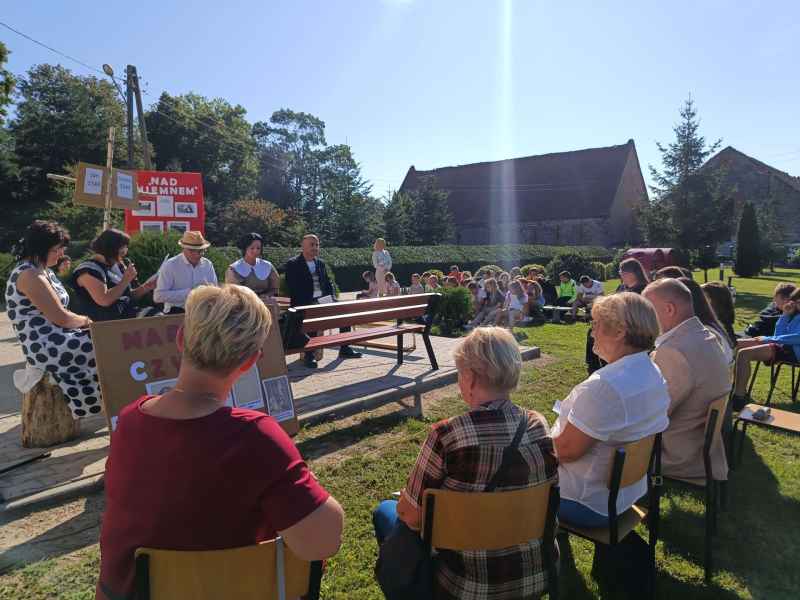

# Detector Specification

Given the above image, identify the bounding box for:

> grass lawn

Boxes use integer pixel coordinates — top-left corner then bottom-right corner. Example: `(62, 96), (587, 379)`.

(2, 269), (799, 599)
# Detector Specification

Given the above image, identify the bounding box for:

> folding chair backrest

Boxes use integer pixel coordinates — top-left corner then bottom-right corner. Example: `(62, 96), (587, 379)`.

(616, 435), (657, 488)
(421, 482), (554, 551)
(705, 395), (728, 450)
(134, 539), (314, 600)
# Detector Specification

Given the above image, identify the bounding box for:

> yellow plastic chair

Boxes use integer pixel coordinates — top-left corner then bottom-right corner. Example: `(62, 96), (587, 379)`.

(421, 481), (560, 599)
(559, 433), (662, 599)
(134, 537), (322, 600)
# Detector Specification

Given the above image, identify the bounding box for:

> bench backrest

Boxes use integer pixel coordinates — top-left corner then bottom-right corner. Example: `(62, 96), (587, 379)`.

(289, 294), (439, 334)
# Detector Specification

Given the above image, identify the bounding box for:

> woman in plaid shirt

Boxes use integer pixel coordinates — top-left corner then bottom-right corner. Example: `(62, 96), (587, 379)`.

(373, 327), (558, 599)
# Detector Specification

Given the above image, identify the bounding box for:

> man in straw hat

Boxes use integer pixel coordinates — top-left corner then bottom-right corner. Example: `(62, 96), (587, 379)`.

(154, 231), (218, 314)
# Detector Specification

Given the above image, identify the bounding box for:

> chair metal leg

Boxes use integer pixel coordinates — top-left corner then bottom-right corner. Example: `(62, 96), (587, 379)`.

(792, 365), (799, 403)
(736, 421), (748, 468)
(747, 362), (760, 396)
(765, 363), (782, 407)
(705, 482), (714, 582)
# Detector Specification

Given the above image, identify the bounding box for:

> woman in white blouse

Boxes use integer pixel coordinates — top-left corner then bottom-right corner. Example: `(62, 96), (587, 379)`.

(224, 233), (279, 302)
(372, 238), (392, 297)
(552, 292), (670, 528)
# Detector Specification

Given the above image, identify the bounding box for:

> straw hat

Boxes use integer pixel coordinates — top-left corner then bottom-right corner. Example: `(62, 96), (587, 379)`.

(178, 231), (211, 250)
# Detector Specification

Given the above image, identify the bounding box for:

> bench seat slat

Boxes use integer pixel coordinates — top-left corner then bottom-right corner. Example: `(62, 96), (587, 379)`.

(286, 324), (425, 354)
(300, 305), (428, 333)
(292, 294), (436, 319)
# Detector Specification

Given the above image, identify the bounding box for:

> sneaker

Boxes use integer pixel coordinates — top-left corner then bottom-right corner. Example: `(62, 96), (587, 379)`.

(303, 355), (318, 369)
(338, 346), (362, 359)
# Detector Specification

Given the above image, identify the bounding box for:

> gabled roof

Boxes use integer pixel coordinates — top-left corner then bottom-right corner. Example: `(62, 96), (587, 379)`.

(399, 140), (637, 224)
(703, 146), (800, 194)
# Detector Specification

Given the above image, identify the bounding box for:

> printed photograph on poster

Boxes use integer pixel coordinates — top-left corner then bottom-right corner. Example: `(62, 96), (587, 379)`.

(132, 200), (155, 216)
(83, 167), (104, 196)
(145, 377), (178, 396)
(156, 195), (175, 217)
(174, 202), (198, 218)
(167, 221), (190, 234)
(232, 363), (264, 410)
(140, 221), (164, 233)
(116, 172), (135, 200)
(262, 375), (295, 422)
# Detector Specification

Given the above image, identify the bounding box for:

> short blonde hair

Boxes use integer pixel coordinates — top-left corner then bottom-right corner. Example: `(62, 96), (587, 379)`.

(183, 285), (272, 373)
(453, 327), (522, 392)
(374, 237), (386, 250)
(591, 292), (660, 351)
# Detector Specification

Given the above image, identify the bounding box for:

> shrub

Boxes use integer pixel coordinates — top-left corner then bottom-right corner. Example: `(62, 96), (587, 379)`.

(474, 265), (504, 279)
(433, 287), (473, 335)
(605, 262), (616, 279)
(520, 263), (546, 277)
(790, 248), (800, 268)
(591, 261), (607, 281)
(546, 252), (599, 281)
(218, 198), (306, 247)
(127, 231), (238, 283)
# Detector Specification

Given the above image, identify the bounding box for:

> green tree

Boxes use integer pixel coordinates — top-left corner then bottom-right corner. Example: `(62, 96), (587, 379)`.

(0, 41), (14, 124)
(8, 64), (126, 242)
(735, 203), (761, 277)
(641, 97), (732, 252)
(384, 190), (414, 245)
(0, 42), (18, 248)
(146, 92), (259, 240)
(218, 198), (306, 247)
(407, 177), (454, 245)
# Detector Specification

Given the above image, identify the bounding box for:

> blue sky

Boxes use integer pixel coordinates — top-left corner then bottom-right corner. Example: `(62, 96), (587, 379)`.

(3, 1), (799, 197)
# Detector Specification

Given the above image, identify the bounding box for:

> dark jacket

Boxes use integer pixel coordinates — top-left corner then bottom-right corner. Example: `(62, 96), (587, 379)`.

(71, 259), (137, 322)
(744, 302), (782, 337)
(285, 253), (334, 307)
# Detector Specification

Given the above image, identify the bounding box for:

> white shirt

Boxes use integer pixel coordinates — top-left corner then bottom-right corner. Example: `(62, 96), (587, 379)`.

(306, 260), (322, 298)
(552, 351), (670, 515)
(577, 280), (603, 300)
(509, 293), (528, 312)
(154, 253), (218, 312)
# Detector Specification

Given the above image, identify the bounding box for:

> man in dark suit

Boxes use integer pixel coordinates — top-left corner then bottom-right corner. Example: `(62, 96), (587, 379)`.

(285, 234), (361, 368)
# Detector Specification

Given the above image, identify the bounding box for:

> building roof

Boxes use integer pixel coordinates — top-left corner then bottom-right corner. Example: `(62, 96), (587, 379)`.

(703, 146), (800, 194)
(399, 140), (638, 224)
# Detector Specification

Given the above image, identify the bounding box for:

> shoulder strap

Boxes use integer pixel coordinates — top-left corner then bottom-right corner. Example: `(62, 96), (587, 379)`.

(485, 413), (528, 493)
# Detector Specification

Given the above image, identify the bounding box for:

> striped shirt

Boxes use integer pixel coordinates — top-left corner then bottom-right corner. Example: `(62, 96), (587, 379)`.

(402, 400), (558, 600)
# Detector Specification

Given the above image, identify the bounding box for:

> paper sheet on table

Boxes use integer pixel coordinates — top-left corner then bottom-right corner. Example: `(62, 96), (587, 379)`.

(317, 295), (334, 304)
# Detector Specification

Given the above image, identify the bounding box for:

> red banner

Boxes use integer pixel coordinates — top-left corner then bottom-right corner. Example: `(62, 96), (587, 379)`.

(124, 171), (205, 235)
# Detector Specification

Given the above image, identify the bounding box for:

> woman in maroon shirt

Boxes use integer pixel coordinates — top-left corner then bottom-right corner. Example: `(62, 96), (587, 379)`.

(96, 284), (344, 600)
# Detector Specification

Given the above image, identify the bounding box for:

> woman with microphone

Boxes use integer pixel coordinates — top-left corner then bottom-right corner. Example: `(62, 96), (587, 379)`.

(72, 229), (156, 321)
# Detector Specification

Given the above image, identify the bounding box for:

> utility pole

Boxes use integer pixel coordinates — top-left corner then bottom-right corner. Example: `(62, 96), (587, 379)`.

(125, 66), (135, 169)
(103, 127), (116, 230)
(130, 66), (152, 170)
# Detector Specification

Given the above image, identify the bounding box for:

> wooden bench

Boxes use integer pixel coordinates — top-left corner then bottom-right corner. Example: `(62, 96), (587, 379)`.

(733, 403), (800, 467)
(282, 293), (441, 369)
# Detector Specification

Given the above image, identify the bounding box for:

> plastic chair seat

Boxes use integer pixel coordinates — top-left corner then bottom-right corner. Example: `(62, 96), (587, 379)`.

(560, 505), (647, 545)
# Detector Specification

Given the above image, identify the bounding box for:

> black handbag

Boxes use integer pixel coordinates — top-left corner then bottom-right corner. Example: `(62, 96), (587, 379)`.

(375, 413), (528, 600)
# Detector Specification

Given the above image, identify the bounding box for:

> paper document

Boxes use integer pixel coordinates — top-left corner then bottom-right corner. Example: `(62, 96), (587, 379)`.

(232, 363), (265, 410)
(83, 167), (104, 195)
(116, 172), (135, 200)
(262, 375), (295, 422)
(317, 295), (334, 304)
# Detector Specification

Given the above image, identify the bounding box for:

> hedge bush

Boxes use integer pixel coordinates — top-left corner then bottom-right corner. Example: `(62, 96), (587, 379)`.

(546, 252), (600, 281)
(433, 287), (473, 335)
(591, 261), (607, 281)
(474, 265), (504, 279)
(520, 264), (546, 277)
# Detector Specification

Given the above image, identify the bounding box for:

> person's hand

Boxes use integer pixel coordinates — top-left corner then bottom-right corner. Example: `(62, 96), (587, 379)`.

(122, 263), (138, 285)
(80, 316), (92, 329)
(141, 278), (157, 292)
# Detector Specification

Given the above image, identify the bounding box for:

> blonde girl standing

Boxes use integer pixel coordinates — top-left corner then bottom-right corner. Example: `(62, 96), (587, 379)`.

(372, 238), (392, 297)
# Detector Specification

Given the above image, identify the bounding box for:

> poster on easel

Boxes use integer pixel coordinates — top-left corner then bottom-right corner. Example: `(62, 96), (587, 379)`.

(73, 162), (140, 210)
(91, 305), (298, 437)
(124, 171), (205, 235)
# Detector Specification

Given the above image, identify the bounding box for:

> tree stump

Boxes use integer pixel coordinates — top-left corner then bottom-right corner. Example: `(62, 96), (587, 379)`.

(21, 375), (79, 448)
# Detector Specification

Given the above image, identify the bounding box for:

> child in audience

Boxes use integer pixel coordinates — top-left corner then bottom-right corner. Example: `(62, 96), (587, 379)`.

(444, 276), (458, 288)
(467, 281), (481, 311)
(570, 275), (604, 319)
(426, 274), (441, 291)
(385, 272), (401, 296)
(498, 272), (511, 294)
(556, 271), (577, 306)
(496, 280), (528, 328)
(448, 265), (463, 284)
(524, 280), (546, 324)
(538, 275), (558, 305)
(409, 273), (425, 295)
(358, 270), (379, 299)
(466, 278), (505, 328)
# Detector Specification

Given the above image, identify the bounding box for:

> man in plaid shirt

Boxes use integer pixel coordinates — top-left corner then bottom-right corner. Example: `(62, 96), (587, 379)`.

(374, 328), (558, 599)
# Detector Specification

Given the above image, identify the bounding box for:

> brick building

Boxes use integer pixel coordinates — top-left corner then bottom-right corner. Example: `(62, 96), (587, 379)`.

(399, 140), (647, 247)
(702, 146), (800, 243)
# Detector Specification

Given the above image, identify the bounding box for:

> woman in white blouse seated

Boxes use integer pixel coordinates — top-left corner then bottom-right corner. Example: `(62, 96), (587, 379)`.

(224, 233), (279, 302)
(552, 292), (670, 528)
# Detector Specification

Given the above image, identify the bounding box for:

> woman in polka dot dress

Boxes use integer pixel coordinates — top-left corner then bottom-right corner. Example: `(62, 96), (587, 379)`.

(6, 221), (102, 419)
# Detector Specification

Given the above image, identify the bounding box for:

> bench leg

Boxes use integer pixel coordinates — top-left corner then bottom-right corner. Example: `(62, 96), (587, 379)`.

(413, 392), (423, 418)
(422, 332), (438, 370)
(397, 334), (404, 366)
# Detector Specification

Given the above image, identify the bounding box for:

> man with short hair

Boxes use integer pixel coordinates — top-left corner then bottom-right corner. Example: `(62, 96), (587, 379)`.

(285, 234), (361, 369)
(154, 231), (218, 314)
(570, 275), (604, 319)
(742, 282), (796, 338)
(643, 278), (730, 480)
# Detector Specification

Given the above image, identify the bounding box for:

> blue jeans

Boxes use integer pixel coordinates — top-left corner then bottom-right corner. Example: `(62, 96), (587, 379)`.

(373, 500), (401, 544)
(559, 499), (608, 528)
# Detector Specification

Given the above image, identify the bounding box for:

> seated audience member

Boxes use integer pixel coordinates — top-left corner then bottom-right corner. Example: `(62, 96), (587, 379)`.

(702, 281), (737, 346)
(409, 273), (425, 295)
(655, 266), (692, 280)
(73, 228), (155, 321)
(498, 271), (511, 294)
(425, 274), (441, 291)
(731, 286), (800, 409)
(357, 270), (379, 299)
(460, 276), (472, 288)
(385, 272), (401, 296)
(496, 280), (528, 328)
(538, 275), (558, 305)
(743, 282), (795, 337)
(570, 275), (604, 319)
(444, 276), (459, 289)
(679, 277), (734, 364)
(7, 220), (101, 420)
(154, 231), (218, 314)
(523, 280), (546, 323)
(224, 232), (279, 303)
(96, 285), (344, 600)
(510, 266), (522, 279)
(556, 271), (577, 307)
(466, 278), (505, 328)
(448, 265), (463, 284)
(553, 293), (669, 527)
(56, 256), (72, 279)
(373, 327), (557, 599)
(462, 270), (473, 281)
(643, 278), (730, 480)
(467, 281), (481, 311)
